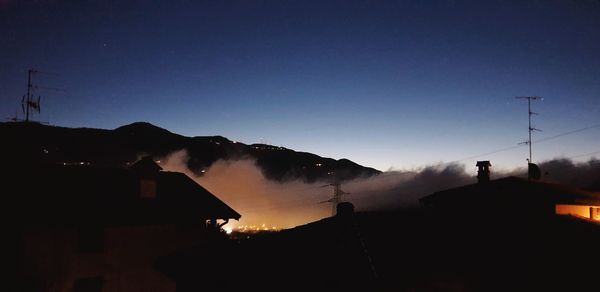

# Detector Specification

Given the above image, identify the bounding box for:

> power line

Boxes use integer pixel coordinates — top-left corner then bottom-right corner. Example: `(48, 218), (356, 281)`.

(232, 197), (332, 213)
(567, 150), (600, 160)
(222, 190), (331, 212)
(450, 145), (522, 164)
(535, 124), (600, 144)
(448, 123), (600, 164)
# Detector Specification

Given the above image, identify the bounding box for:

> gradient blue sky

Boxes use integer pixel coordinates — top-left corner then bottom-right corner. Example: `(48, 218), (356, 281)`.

(1, 0), (599, 172)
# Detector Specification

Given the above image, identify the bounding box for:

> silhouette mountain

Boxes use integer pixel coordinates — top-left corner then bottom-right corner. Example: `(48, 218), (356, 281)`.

(1, 121), (380, 182)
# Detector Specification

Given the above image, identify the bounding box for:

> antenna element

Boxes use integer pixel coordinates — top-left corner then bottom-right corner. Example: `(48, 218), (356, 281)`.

(515, 96), (542, 163)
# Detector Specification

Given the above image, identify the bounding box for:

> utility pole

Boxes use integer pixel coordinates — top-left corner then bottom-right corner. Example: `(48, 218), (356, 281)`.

(319, 179), (349, 216)
(516, 96), (542, 163)
(330, 181), (345, 216)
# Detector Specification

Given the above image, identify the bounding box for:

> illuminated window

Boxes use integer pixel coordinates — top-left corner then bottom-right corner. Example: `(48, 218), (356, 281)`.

(590, 207), (600, 220)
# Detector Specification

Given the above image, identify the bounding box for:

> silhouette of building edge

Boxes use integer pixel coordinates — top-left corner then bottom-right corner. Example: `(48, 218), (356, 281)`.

(421, 161), (600, 222)
(9, 157), (240, 292)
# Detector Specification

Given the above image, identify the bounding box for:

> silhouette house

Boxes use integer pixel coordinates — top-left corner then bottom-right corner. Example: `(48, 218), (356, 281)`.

(420, 161), (600, 222)
(9, 157), (240, 292)
(416, 162), (600, 290)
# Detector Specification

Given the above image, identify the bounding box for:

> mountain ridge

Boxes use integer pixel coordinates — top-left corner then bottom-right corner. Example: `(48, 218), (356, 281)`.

(1, 121), (380, 182)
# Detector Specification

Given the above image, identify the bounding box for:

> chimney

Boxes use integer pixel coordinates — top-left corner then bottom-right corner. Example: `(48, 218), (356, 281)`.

(528, 163), (541, 180)
(476, 161), (491, 183)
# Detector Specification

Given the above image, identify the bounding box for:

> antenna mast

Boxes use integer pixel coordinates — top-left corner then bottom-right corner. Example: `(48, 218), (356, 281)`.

(23, 69), (41, 122)
(516, 96), (542, 163)
(17, 69), (62, 123)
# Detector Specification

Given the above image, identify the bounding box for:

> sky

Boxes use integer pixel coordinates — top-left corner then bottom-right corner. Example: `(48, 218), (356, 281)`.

(1, 0), (599, 172)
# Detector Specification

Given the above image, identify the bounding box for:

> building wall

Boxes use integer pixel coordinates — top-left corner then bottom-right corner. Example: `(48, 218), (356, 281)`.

(18, 224), (207, 292)
(140, 179), (157, 198)
(555, 204), (600, 221)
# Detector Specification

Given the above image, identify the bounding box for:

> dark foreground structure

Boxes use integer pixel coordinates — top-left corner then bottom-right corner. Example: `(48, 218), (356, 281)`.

(8, 157), (600, 291)
(7, 158), (240, 292)
(158, 177), (600, 291)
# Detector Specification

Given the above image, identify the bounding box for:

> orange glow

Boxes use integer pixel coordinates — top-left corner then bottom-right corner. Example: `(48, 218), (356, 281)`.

(556, 204), (600, 221)
(159, 151), (330, 229)
(234, 225), (280, 233)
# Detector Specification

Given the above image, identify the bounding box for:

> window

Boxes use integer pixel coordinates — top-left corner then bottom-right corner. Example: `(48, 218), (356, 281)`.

(140, 179), (157, 198)
(590, 207), (600, 221)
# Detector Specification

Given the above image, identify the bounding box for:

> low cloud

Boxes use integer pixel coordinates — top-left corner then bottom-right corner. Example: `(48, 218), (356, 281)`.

(159, 150), (475, 228)
(507, 158), (600, 189)
(159, 150), (599, 229)
(345, 162), (475, 210)
(160, 150), (330, 229)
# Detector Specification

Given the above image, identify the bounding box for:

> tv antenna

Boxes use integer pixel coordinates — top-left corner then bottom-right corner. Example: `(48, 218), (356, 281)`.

(21, 69), (41, 122)
(319, 179), (350, 216)
(515, 96), (542, 163)
(17, 69), (64, 123)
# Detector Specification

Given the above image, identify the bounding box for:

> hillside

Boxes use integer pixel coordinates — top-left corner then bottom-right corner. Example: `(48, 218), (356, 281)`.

(0, 121), (380, 182)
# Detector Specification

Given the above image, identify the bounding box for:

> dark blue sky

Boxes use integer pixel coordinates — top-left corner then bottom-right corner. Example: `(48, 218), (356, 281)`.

(2, 0), (599, 171)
